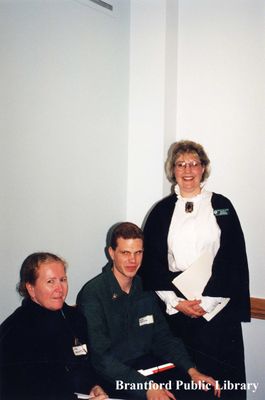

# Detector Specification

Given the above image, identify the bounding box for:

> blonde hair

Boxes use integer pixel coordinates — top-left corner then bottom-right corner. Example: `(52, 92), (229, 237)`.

(165, 140), (210, 184)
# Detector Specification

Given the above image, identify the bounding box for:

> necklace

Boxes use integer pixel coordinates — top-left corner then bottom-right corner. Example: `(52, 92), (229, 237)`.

(185, 201), (194, 213)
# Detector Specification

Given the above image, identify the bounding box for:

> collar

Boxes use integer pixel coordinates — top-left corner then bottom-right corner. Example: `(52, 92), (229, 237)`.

(21, 297), (66, 315)
(174, 185), (211, 203)
(103, 262), (142, 300)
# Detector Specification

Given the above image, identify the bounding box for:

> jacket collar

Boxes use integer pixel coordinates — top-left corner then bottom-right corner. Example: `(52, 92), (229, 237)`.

(103, 261), (142, 300)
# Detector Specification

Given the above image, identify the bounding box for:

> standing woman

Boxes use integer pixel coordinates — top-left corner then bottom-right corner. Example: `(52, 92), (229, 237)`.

(0, 252), (107, 400)
(140, 140), (250, 400)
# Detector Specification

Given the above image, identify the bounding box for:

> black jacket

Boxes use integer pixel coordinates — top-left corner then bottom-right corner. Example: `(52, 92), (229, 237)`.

(0, 299), (97, 400)
(140, 192), (250, 323)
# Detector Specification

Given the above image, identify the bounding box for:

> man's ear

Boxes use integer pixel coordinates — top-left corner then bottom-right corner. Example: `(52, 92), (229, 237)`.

(108, 246), (114, 260)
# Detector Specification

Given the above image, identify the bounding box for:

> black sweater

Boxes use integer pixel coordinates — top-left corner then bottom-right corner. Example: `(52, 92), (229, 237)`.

(0, 299), (97, 400)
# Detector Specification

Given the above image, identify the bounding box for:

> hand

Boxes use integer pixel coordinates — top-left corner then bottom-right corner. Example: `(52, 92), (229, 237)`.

(188, 368), (221, 398)
(89, 385), (108, 399)
(175, 300), (206, 318)
(146, 384), (176, 400)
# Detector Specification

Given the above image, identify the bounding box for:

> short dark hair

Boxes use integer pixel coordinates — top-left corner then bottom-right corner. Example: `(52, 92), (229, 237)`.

(17, 252), (67, 298)
(110, 222), (144, 250)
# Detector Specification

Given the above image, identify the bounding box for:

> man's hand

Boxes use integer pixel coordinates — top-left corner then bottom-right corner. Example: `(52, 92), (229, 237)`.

(89, 385), (108, 399)
(188, 367), (221, 398)
(146, 384), (176, 400)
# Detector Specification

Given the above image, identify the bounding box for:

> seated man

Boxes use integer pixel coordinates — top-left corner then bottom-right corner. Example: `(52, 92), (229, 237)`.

(77, 222), (220, 400)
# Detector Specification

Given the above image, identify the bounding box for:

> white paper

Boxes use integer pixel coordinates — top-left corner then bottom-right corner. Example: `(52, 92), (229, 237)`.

(138, 362), (175, 376)
(172, 252), (230, 321)
(74, 394), (124, 400)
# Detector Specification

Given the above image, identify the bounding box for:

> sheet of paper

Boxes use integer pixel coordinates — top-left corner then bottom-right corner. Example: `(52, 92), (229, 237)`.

(203, 298), (230, 321)
(74, 394), (124, 400)
(172, 252), (230, 321)
(138, 362), (175, 376)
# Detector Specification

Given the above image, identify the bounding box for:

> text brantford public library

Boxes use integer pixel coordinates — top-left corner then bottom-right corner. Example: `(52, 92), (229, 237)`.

(116, 379), (259, 394)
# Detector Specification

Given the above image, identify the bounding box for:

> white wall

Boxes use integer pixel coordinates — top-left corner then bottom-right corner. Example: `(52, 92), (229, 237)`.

(175, 2), (265, 397)
(128, 0), (265, 398)
(0, 0), (130, 320)
(127, 0), (180, 224)
(176, 0), (265, 299)
(127, 0), (166, 224)
(1, 0), (264, 397)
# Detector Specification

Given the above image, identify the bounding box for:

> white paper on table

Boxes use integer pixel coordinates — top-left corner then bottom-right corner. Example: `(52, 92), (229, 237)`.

(172, 252), (230, 321)
(138, 362), (175, 376)
(74, 394), (124, 400)
(74, 394), (92, 399)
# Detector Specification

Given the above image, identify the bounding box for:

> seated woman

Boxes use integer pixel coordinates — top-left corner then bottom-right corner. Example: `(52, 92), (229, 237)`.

(0, 252), (108, 400)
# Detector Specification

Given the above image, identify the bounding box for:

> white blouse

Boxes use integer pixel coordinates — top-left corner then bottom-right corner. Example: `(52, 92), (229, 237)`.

(156, 187), (225, 315)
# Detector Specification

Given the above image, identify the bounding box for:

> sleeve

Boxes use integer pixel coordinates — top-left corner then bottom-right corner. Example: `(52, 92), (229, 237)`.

(202, 195), (250, 321)
(77, 287), (153, 396)
(71, 308), (103, 393)
(0, 313), (31, 399)
(156, 291), (184, 315)
(0, 314), (46, 400)
(149, 295), (195, 372)
(140, 199), (184, 296)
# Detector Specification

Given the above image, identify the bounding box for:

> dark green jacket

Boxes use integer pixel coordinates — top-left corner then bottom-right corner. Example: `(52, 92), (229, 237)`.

(77, 263), (194, 396)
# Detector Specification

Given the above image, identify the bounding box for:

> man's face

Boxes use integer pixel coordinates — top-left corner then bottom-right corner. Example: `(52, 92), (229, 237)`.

(109, 237), (143, 281)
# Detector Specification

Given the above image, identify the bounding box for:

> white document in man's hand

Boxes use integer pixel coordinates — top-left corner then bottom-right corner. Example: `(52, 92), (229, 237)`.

(172, 252), (230, 321)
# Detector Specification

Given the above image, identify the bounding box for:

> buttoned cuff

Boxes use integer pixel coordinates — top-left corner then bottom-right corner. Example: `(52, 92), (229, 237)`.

(156, 290), (184, 315)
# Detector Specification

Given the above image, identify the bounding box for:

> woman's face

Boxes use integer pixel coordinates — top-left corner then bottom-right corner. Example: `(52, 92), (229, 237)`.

(174, 152), (205, 197)
(26, 261), (68, 311)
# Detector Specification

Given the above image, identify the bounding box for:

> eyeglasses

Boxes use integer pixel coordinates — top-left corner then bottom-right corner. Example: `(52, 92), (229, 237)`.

(175, 160), (201, 170)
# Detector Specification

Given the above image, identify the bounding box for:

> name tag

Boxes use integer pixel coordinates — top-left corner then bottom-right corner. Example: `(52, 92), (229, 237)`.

(214, 208), (229, 216)
(139, 314), (154, 326)
(72, 344), (88, 356)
